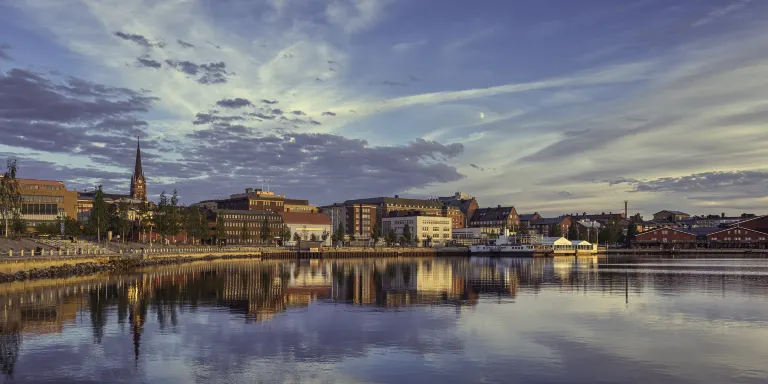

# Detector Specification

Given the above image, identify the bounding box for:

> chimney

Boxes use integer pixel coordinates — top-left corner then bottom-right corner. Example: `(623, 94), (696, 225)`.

(245, 188), (253, 193)
(722, 212), (725, 218)
(394, 194), (399, 198)
(497, 205), (501, 208)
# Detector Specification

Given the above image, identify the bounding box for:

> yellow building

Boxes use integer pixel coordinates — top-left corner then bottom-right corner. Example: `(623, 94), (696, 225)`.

(17, 179), (77, 225)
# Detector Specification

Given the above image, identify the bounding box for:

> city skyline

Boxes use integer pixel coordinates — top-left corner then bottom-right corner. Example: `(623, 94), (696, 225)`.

(1, 0), (768, 218)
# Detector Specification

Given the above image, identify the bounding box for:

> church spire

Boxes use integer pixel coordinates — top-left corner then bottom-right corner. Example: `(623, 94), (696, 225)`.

(133, 136), (144, 179)
(130, 136), (147, 201)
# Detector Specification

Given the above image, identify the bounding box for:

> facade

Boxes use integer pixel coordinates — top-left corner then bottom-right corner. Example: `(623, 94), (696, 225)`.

(653, 210), (690, 222)
(707, 226), (768, 247)
(530, 216), (571, 237)
(569, 212), (625, 223)
(469, 206), (520, 233)
(727, 215), (768, 234)
(318, 203), (378, 239)
(193, 200), (219, 211)
(634, 227), (696, 245)
(381, 213), (452, 247)
(279, 212), (332, 246)
(130, 138), (147, 201)
(214, 209), (283, 245)
(17, 179), (78, 225)
(284, 199), (317, 213)
(344, 196), (446, 228)
(438, 192), (478, 228)
(519, 213), (541, 228)
(77, 191), (143, 222)
(218, 188), (286, 211)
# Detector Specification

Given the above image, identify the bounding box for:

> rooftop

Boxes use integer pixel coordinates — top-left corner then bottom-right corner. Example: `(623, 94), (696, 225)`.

(279, 212), (332, 225)
(344, 196), (444, 209)
(470, 206), (516, 222)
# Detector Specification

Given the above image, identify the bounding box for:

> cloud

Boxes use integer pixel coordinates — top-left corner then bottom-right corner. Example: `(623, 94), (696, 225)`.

(113, 31), (163, 48)
(392, 39), (428, 52)
(261, 99), (279, 105)
(135, 55), (162, 69)
(614, 170), (768, 193)
(270, 108), (284, 115)
(193, 112), (245, 125)
(382, 80), (408, 87)
(216, 97), (253, 108)
(246, 112), (275, 120)
(177, 39), (195, 48)
(691, 0), (754, 28)
(164, 59), (233, 84)
(198, 61), (232, 84)
(291, 110), (306, 116)
(325, 0), (387, 34)
(0, 44), (11, 60)
(554, 191), (574, 198)
(322, 111), (336, 116)
(469, 164), (484, 171)
(164, 59), (199, 75)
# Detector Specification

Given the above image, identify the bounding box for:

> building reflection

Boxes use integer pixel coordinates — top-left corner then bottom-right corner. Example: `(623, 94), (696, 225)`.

(0, 256), (767, 378)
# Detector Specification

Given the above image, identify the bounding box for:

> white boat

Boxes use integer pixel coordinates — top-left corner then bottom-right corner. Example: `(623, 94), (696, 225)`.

(470, 229), (536, 255)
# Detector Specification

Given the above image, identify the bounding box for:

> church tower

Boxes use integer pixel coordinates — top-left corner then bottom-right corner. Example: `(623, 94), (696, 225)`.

(130, 137), (147, 201)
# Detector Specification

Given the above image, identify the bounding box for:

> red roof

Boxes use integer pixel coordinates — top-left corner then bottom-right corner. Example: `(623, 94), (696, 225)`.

(279, 212), (332, 225)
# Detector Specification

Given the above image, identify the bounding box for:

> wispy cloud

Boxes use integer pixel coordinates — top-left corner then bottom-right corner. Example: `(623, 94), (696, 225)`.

(392, 38), (427, 52)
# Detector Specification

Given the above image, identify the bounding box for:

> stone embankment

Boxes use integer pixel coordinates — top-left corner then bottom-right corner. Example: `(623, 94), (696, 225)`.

(0, 254), (259, 283)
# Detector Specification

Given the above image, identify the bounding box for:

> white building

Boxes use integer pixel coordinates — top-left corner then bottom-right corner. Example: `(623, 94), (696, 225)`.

(382, 213), (452, 247)
(279, 212), (332, 246)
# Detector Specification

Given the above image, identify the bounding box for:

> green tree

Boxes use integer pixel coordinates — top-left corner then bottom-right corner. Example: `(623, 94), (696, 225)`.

(310, 233), (318, 242)
(215, 213), (226, 245)
(280, 225), (292, 244)
(550, 223), (562, 237)
(333, 223), (345, 246)
(138, 202), (150, 242)
(293, 232), (301, 242)
(0, 159), (21, 237)
(385, 228), (397, 247)
(567, 224), (579, 240)
(240, 221), (249, 244)
(117, 201), (131, 242)
(321, 230), (329, 242)
(58, 216), (83, 237)
(11, 215), (26, 237)
(88, 186), (109, 243)
(349, 233), (356, 242)
(183, 206), (203, 244)
(402, 224), (412, 245)
(168, 190), (181, 238)
(154, 191), (169, 240)
(371, 223), (380, 248)
(625, 221), (639, 248)
(259, 217), (271, 244)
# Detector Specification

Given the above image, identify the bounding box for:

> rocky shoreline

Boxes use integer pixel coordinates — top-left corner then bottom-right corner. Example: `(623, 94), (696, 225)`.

(0, 254), (260, 283)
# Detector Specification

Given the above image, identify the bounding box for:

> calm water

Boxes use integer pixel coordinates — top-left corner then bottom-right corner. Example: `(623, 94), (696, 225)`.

(1, 256), (768, 384)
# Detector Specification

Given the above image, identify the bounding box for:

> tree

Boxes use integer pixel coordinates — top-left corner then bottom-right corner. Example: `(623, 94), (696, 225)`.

(280, 226), (292, 244)
(385, 228), (397, 247)
(58, 216), (82, 237)
(168, 189), (181, 239)
(0, 159), (21, 237)
(215, 213), (226, 245)
(371, 223), (380, 247)
(349, 233), (356, 242)
(301, 225), (309, 241)
(293, 232), (301, 242)
(550, 223), (562, 237)
(310, 233), (318, 242)
(321, 230), (329, 243)
(88, 186), (109, 243)
(10, 215), (26, 237)
(138, 202), (151, 242)
(333, 223), (345, 246)
(154, 191), (170, 240)
(240, 221), (249, 244)
(402, 224), (412, 245)
(184, 206), (203, 244)
(625, 221), (639, 248)
(117, 201), (131, 242)
(567, 224), (579, 240)
(259, 217), (271, 244)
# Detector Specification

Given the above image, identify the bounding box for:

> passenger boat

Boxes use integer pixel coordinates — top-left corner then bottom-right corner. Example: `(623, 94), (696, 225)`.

(469, 229), (536, 255)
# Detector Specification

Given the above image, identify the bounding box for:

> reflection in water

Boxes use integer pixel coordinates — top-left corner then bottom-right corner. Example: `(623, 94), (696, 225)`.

(0, 256), (767, 383)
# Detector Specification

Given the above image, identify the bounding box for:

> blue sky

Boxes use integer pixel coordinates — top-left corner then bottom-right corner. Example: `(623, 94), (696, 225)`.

(1, 0), (767, 218)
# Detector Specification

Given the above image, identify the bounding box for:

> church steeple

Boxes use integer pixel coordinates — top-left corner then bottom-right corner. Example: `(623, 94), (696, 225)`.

(130, 136), (147, 201)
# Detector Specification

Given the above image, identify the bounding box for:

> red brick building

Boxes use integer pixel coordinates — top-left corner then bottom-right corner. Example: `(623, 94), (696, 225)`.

(707, 226), (768, 248)
(469, 206), (520, 233)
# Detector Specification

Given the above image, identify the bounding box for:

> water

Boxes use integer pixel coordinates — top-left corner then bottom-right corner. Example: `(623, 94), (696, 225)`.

(1, 256), (767, 384)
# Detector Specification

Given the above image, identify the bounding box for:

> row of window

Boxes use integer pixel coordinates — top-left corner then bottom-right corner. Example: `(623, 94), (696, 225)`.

(22, 185), (63, 191)
(224, 222), (280, 228)
(21, 203), (61, 215)
(22, 195), (64, 203)
(221, 214), (277, 220)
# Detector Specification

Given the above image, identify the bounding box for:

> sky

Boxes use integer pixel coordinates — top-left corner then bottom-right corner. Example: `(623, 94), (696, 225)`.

(1, 0), (767, 218)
